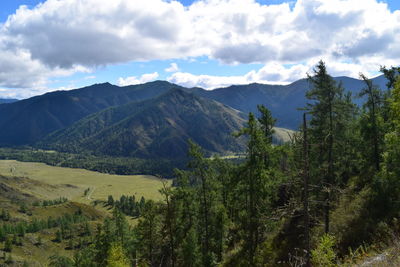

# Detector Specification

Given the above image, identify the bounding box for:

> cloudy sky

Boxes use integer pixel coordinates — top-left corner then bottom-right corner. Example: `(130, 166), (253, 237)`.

(0, 0), (399, 99)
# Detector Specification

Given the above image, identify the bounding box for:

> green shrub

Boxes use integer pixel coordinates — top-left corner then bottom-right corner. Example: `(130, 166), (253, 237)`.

(311, 234), (337, 267)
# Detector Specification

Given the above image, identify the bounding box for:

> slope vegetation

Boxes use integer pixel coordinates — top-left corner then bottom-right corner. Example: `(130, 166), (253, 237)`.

(0, 81), (177, 145)
(42, 88), (247, 158)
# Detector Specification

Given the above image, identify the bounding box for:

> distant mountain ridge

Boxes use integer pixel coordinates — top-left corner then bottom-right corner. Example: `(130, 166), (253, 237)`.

(0, 81), (178, 145)
(40, 88), (247, 158)
(0, 75), (389, 157)
(193, 75), (388, 129)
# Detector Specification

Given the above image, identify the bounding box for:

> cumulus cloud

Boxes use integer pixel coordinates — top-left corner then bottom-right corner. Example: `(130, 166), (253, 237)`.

(117, 72), (159, 86)
(165, 63), (179, 72)
(2, 0), (191, 68)
(0, 41), (89, 89)
(166, 59), (387, 89)
(167, 62), (312, 89)
(0, 0), (399, 95)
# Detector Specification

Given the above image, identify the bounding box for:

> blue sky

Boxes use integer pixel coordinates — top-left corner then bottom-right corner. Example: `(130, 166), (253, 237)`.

(0, 0), (399, 98)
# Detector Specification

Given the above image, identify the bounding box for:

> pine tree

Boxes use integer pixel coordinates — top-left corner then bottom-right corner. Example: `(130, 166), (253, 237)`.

(379, 78), (400, 212)
(181, 228), (202, 267)
(379, 66), (400, 91)
(305, 61), (354, 233)
(160, 181), (176, 267)
(106, 243), (130, 267)
(187, 141), (214, 266)
(112, 208), (129, 246)
(173, 167), (201, 266)
(359, 73), (384, 172)
(136, 200), (161, 266)
(235, 109), (276, 264)
(257, 104), (276, 143)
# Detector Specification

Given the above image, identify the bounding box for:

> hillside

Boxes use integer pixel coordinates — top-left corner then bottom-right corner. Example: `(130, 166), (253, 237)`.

(0, 81), (178, 145)
(41, 88), (247, 158)
(0, 160), (167, 265)
(193, 75), (388, 129)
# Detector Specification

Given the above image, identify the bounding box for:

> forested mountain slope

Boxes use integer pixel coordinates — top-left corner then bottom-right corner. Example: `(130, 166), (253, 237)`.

(0, 81), (178, 145)
(193, 75), (387, 129)
(41, 88), (247, 158)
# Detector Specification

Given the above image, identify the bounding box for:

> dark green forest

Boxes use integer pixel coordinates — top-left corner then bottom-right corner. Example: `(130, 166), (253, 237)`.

(18, 62), (400, 266)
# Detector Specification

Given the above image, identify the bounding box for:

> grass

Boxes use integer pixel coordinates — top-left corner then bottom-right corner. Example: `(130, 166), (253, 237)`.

(0, 200), (107, 266)
(0, 160), (169, 204)
(0, 159), (171, 265)
(1, 231), (73, 265)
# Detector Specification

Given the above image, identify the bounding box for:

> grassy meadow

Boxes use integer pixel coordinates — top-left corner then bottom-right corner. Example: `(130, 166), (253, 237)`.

(0, 160), (168, 204)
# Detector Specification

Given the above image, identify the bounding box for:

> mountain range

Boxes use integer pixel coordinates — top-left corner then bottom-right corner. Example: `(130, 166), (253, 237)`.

(0, 75), (388, 158)
(192, 75), (388, 129)
(0, 99), (18, 104)
(0, 82), (178, 145)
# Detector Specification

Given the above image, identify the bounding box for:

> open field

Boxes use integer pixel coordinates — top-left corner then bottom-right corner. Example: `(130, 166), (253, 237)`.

(0, 160), (168, 204)
(0, 159), (169, 265)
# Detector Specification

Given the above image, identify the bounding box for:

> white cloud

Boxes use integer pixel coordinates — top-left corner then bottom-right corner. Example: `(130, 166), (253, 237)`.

(0, 0), (399, 95)
(166, 59), (388, 89)
(167, 62), (312, 89)
(117, 72), (159, 86)
(167, 72), (251, 89)
(165, 63), (179, 72)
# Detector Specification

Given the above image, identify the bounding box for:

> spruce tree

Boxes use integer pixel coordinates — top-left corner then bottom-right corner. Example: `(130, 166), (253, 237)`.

(106, 243), (130, 267)
(181, 228), (201, 267)
(235, 109), (275, 264)
(305, 60), (354, 233)
(160, 181), (177, 267)
(136, 200), (161, 266)
(187, 141), (215, 266)
(359, 73), (384, 172)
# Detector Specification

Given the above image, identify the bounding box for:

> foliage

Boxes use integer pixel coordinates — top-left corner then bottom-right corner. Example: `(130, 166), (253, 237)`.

(311, 234), (337, 267)
(33, 197), (68, 207)
(106, 243), (130, 267)
(106, 195), (146, 218)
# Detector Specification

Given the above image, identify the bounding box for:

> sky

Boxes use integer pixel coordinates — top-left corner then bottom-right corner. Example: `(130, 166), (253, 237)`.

(0, 0), (399, 99)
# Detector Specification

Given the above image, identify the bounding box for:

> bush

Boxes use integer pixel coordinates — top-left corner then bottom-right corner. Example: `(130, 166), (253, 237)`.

(311, 234), (337, 267)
